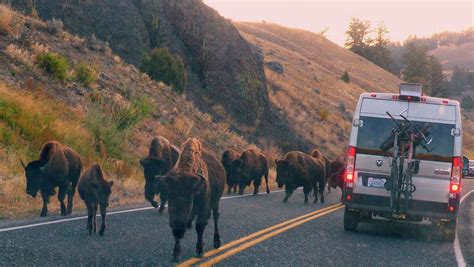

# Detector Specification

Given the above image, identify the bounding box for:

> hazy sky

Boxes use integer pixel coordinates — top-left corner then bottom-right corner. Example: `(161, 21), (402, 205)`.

(204, 1), (473, 46)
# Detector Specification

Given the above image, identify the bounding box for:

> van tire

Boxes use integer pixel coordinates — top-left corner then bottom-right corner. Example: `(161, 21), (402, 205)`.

(344, 208), (359, 231)
(442, 220), (456, 242)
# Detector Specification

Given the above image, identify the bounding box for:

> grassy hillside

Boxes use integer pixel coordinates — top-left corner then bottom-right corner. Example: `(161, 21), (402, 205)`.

(430, 42), (474, 73)
(236, 22), (474, 158)
(0, 6), (253, 218)
(236, 22), (402, 157)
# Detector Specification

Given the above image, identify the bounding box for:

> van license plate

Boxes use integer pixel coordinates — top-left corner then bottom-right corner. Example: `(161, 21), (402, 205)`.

(367, 177), (386, 188)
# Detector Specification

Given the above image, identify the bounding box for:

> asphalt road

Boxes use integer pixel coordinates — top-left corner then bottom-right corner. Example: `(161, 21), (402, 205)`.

(0, 180), (473, 267)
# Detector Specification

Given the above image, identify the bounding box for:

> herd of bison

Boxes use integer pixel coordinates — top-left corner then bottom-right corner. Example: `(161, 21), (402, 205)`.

(19, 137), (346, 261)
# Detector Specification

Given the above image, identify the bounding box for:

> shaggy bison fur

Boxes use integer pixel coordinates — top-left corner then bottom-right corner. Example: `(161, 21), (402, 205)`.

(156, 138), (225, 262)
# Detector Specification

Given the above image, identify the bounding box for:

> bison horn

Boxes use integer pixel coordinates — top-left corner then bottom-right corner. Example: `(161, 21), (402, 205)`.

(20, 159), (26, 169)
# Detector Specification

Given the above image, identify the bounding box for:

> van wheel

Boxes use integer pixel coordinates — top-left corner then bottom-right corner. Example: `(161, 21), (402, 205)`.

(442, 220), (456, 242)
(344, 208), (359, 231)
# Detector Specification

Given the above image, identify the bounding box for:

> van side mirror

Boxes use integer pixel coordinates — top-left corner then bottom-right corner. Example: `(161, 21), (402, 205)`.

(462, 156), (469, 176)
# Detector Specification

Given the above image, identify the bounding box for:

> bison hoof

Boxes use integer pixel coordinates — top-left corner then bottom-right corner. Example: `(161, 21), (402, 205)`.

(40, 212), (47, 217)
(283, 199), (288, 203)
(151, 201), (159, 208)
(195, 252), (204, 258)
(99, 229), (104, 236)
(171, 257), (180, 263)
(266, 189), (270, 194)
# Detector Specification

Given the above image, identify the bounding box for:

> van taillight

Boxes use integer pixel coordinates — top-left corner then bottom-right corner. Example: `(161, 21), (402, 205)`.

(343, 146), (356, 203)
(448, 157), (462, 212)
(345, 146), (356, 184)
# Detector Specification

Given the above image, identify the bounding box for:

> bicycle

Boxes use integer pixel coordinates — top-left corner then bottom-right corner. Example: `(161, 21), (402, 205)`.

(380, 111), (432, 214)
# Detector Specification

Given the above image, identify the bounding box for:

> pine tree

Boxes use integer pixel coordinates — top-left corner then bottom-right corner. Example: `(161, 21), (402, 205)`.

(345, 18), (371, 57)
(429, 56), (447, 97)
(402, 42), (432, 92)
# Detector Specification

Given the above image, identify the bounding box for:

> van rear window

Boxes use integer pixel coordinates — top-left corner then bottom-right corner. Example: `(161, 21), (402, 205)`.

(356, 116), (454, 162)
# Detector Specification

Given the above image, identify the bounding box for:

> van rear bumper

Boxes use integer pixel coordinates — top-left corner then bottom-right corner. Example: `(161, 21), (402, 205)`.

(346, 193), (457, 220)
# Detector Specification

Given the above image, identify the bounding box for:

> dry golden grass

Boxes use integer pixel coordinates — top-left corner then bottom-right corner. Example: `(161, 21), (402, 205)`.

(0, 83), (147, 219)
(0, 5), (13, 35)
(236, 22), (402, 158)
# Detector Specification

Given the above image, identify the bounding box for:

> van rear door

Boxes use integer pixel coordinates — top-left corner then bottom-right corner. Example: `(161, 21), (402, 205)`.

(353, 98), (457, 211)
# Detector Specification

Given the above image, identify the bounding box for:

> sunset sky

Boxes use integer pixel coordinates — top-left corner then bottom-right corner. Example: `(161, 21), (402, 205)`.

(204, 1), (473, 46)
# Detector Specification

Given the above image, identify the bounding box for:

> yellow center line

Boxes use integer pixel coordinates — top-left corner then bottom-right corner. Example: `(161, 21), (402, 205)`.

(199, 205), (344, 267)
(177, 203), (343, 267)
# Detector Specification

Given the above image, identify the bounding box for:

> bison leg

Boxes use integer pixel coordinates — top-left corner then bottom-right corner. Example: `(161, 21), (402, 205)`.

(264, 174), (270, 194)
(67, 182), (77, 214)
(327, 184), (331, 194)
(233, 185), (237, 193)
(227, 186), (232, 195)
(303, 186), (312, 204)
(159, 193), (167, 214)
(99, 205), (107, 236)
(213, 207), (221, 248)
(283, 186), (293, 203)
(319, 181), (325, 204)
(92, 204), (98, 233)
(195, 222), (207, 258)
(40, 190), (50, 217)
(87, 204), (93, 235)
(253, 177), (262, 196)
(238, 184), (245, 195)
(58, 185), (68, 216)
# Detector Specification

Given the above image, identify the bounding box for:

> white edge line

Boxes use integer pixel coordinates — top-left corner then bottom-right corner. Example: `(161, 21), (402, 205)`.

(0, 189), (285, 233)
(454, 189), (474, 267)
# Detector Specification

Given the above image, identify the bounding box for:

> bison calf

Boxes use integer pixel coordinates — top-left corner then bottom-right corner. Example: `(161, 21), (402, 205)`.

(229, 149), (270, 195)
(78, 164), (114, 236)
(276, 151), (326, 204)
(221, 149), (240, 194)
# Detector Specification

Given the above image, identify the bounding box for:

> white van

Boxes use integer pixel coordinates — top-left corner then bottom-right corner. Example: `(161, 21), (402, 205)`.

(343, 83), (468, 241)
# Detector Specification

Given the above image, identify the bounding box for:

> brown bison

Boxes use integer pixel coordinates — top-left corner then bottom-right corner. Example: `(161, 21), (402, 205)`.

(140, 136), (180, 213)
(229, 149), (270, 195)
(78, 164), (114, 236)
(327, 154), (347, 195)
(21, 141), (82, 217)
(156, 138), (225, 262)
(275, 151), (326, 204)
(221, 149), (240, 194)
(311, 148), (331, 193)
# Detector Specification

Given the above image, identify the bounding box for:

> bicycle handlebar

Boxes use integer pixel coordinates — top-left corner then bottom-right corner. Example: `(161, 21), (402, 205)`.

(380, 112), (432, 152)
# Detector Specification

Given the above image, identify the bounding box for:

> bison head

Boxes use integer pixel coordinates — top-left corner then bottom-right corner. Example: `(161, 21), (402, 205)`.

(140, 157), (166, 206)
(156, 172), (206, 238)
(22, 160), (43, 198)
(275, 159), (291, 188)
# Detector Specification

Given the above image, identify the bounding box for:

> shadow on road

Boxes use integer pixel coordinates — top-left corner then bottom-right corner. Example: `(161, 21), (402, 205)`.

(354, 219), (445, 242)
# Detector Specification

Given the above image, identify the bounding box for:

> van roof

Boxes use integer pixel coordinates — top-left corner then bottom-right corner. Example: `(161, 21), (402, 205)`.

(361, 92), (460, 107)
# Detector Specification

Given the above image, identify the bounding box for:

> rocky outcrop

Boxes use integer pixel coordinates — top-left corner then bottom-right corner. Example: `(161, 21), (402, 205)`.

(11, 0), (269, 124)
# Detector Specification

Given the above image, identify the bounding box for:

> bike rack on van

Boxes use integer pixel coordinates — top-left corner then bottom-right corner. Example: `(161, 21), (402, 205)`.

(380, 112), (432, 214)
